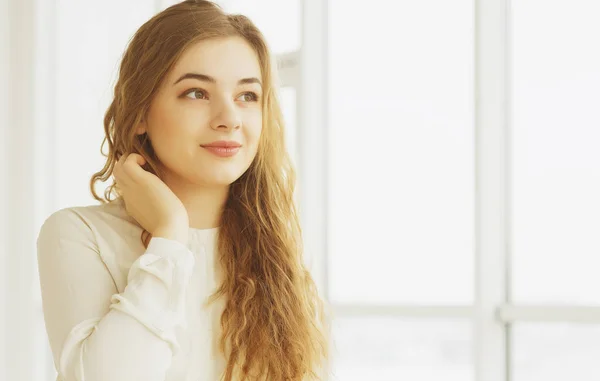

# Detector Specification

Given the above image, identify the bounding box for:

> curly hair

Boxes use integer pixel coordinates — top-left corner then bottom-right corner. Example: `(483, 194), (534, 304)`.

(89, 1), (330, 380)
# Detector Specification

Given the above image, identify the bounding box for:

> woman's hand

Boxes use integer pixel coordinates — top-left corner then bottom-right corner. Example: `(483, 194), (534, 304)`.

(113, 153), (189, 245)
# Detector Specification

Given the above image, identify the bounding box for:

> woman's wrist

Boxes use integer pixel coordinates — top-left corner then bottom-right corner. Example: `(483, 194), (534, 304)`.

(153, 225), (189, 246)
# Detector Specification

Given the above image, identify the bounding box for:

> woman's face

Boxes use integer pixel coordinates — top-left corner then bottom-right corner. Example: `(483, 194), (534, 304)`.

(138, 36), (263, 187)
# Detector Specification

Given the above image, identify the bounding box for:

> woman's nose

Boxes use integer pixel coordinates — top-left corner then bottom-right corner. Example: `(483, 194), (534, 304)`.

(209, 99), (241, 130)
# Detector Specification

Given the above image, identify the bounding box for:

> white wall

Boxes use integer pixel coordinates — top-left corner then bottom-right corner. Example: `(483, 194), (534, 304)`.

(0, 0), (9, 379)
(3, 0), (39, 379)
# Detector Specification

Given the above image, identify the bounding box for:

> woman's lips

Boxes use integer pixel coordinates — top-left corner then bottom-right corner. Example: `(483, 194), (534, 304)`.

(201, 146), (240, 157)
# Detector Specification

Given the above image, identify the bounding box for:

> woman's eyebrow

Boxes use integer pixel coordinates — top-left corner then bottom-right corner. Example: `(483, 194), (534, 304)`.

(173, 72), (262, 87)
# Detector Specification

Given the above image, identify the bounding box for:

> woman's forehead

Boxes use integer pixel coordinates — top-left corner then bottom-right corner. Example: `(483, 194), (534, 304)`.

(169, 37), (262, 85)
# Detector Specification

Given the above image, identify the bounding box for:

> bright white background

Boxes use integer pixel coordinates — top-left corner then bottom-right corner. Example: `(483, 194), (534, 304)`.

(1, 0), (600, 380)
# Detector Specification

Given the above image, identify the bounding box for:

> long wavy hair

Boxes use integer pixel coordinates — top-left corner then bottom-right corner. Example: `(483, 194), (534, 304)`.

(89, 1), (330, 380)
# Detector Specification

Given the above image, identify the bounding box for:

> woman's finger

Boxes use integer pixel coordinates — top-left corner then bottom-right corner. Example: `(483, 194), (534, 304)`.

(127, 153), (146, 167)
(123, 153), (148, 181)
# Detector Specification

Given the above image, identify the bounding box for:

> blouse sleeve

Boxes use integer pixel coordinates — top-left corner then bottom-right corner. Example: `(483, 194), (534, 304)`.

(36, 208), (194, 381)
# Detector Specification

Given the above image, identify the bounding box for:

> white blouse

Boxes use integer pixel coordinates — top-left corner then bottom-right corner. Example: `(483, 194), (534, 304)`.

(36, 197), (228, 381)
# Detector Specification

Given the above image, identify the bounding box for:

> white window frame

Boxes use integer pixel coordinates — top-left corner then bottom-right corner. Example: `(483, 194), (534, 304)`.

(302, 0), (600, 381)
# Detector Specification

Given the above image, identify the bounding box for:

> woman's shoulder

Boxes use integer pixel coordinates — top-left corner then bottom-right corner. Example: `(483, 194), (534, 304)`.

(37, 198), (146, 292)
(38, 196), (142, 244)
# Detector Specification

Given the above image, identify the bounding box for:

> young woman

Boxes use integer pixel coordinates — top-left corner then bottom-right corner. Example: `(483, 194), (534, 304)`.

(36, 1), (330, 380)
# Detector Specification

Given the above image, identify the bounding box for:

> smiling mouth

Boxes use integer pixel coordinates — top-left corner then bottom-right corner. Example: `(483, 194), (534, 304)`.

(201, 146), (241, 158)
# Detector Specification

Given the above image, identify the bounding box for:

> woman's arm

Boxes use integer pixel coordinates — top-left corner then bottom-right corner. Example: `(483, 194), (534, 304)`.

(37, 208), (194, 381)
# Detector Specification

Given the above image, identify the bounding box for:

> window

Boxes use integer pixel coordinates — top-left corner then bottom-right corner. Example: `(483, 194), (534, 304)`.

(512, 323), (600, 381)
(511, 0), (600, 306)
(327, 0), (475, 377)
(332, 318), (472, 381)
(509, 1), (600, 380)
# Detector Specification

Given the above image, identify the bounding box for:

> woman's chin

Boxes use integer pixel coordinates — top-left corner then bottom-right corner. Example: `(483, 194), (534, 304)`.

(193, 173), (242, 187)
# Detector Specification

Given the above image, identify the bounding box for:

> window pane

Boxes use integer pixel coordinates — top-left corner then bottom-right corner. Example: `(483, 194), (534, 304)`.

(331, 318), (472, 381)
(511, 0), (600, 304)
(512, 323), (600, 381)
(327, 0), (475, 304)
(215, 0), (300, 54)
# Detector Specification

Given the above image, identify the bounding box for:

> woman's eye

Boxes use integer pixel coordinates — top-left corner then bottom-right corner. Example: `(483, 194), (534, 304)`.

(238, 92), (259, 102)
(184, 89), (207, 100)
